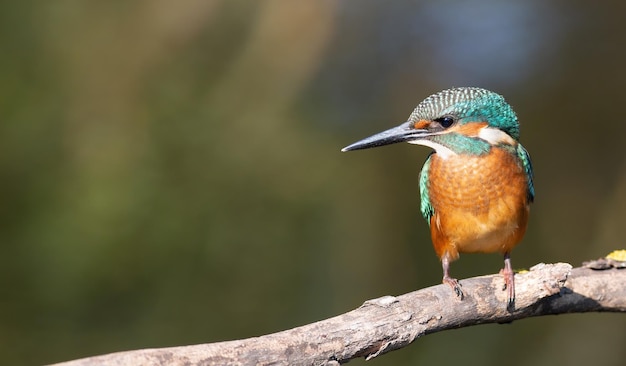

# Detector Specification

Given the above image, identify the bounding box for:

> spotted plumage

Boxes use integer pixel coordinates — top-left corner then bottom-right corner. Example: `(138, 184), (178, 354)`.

(342, 87), (534, 309)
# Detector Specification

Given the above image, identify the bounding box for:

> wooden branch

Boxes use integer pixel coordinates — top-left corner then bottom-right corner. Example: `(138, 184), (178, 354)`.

(53, 262), (626, 366)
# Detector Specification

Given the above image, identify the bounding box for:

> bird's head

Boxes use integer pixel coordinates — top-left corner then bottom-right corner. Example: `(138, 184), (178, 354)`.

(342, 87), (520, 157)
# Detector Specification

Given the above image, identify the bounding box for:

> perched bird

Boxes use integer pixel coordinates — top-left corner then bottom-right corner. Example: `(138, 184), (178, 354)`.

(342, 87), (534, 308)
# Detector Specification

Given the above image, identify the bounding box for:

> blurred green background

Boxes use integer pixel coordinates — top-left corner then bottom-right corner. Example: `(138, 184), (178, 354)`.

(2, 1), (626, 365)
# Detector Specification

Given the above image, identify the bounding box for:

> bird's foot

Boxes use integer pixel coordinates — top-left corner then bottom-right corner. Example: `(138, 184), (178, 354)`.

(499, 267), (515, 310)
(443, 276), (464, 300)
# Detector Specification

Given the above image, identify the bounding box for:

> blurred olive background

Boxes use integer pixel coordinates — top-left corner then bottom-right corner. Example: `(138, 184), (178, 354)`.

(2, 1), (626, 365)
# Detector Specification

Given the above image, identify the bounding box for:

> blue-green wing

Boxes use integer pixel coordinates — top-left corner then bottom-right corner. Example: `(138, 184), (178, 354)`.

(516, 143), (535, 203)
(419, 153), (435, 224)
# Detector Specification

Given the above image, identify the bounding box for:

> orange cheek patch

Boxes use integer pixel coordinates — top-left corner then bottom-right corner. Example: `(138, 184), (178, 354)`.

(449, 121), (488, 136)
(413, 119), (430, 129)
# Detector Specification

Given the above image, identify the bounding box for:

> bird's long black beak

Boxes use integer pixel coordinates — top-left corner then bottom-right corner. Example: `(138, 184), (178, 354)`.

(341, 121), (430, 152)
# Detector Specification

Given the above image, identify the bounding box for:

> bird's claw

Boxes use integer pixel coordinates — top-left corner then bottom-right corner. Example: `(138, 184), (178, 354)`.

(443, 276), (464, 300)
(499, 268), (515, 311)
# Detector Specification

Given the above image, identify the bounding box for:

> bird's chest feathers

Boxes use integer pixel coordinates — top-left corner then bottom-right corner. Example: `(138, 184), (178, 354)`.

(425, 147), (529, 253)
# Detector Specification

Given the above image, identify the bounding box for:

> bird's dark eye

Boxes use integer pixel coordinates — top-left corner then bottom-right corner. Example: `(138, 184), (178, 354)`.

(435, 116), (455, 128)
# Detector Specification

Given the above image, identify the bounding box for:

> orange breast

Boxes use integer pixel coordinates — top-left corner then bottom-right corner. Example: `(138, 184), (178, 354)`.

(427, 147), (530, 262)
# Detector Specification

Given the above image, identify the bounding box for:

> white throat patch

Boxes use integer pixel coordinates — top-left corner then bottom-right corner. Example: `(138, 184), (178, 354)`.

(407, 139), (456, 159)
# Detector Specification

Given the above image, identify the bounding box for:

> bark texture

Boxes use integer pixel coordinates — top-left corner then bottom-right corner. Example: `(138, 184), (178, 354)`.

(53, 262), (626, 366)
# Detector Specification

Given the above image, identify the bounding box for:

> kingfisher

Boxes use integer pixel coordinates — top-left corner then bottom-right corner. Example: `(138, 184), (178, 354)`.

(342, 87), (534, 308)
